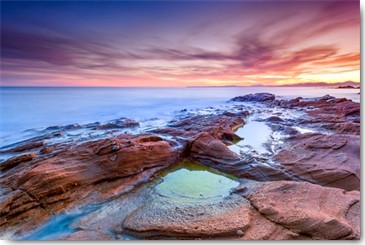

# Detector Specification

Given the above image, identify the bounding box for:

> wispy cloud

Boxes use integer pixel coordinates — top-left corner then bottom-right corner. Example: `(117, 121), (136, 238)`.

(0, 0), (359, 86)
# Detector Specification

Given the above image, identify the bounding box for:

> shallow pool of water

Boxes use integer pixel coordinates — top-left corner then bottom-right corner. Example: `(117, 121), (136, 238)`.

(21, 204), (100, 240)
(155, 160), (239, 200)
(228, 120), (272, 155)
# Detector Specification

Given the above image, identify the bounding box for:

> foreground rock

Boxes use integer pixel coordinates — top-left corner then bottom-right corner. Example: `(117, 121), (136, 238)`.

(0, 134), (178, 236)
(123, 194), (251, 239)
(0, 92), (361, 240)
(190, 132), (241, 164)
(275, 133), (360, 191)
(247, 180), (360, 239)
(120, 178), (360, 240)
(0, 153), (36, 171)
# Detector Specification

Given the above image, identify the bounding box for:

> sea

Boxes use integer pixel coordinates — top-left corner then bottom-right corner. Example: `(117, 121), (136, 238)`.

(0, 86), (360, 146)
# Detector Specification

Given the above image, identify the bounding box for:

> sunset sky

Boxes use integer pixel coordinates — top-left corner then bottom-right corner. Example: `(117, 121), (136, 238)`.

(1, 0), (360, 87)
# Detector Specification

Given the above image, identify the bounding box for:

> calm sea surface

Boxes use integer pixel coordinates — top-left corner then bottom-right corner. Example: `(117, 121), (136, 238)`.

(0, 87), (360, 142)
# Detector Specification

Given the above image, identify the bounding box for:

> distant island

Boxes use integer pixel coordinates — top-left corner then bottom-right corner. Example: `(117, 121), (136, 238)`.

(275, 81), (360, 88)
(187, 81), (360, 88)
(336, 85), (360, 89)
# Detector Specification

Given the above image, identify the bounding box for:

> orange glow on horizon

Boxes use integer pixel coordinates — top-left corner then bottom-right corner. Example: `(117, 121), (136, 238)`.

(1, 1), (360, 87)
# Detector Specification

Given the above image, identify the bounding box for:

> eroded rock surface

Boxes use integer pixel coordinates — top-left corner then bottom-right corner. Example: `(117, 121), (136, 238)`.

(0, 134), (178, 236)
(247, 181), (360, 239)
(231, 93), (275, 102)
(0, 93), (360, 240)
(275, 133), (360, 191)
(123, 194), (251, 239)
(275, 95), (360, 135)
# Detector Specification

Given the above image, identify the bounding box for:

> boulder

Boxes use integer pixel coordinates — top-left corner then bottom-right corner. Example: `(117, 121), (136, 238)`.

(190, 132), (240, 164)
(231, 93), (275, 102)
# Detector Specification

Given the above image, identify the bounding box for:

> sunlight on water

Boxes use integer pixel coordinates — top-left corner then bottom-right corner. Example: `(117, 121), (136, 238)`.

(228, 120), (272, 154)
(0, 87), (359, 142)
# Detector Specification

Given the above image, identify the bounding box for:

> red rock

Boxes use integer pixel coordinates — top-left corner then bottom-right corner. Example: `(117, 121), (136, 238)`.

(95, 118), (139, 130)
(190, 132), (240, 164)
(275, 133), (360, 191)
(322, 122), (360, 135)
(276, 95), (360, 135)
(0, 153), (36, 171)
(0, 141), (44, 153)
(231, 93), (275, 102)
(0, 134), (178, 235)
(159, 114), (244, 141)
(123, 194), (252, 239)
(247, 181), (360, 239)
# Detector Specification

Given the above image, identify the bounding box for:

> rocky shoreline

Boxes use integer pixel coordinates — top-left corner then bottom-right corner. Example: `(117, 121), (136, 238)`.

(0, 93), (360, 240)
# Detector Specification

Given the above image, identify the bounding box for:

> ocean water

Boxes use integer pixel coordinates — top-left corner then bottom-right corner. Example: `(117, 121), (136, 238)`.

(0, 86), (360, 145)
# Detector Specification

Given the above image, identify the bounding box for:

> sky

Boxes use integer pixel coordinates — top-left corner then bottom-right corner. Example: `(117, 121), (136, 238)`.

(0, 0), (360, 87)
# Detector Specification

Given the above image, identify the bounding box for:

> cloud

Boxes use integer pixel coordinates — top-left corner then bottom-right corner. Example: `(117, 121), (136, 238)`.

(0, 0), (359, 86)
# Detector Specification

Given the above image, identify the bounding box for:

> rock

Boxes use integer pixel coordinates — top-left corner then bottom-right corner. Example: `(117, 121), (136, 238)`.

(0, 153), (36, 171)
(322, 122), (360, 135)
(0, 134), (178, 235)
(123, 194), (252, 239)
(247, 181), (360, 239)
(190, 132), (240, 164)
(152, 114), (244, 151)
(65, 230), (113, 240)
(0, 92), (361, 240)
(221, 131), (242, 143)
(277, 95), (360, 135)
(39, 144), (65, 155)
(95, 118), (139, 130)
(0, 141), (44, 153)
(231, 93), (275, 102)
(238, 197), (302, 240)
(266, 116), (284, 122)
(223, 111), (250, 118)
(275, 133), (360, 191)
(337, 85), (357, 89)
(45, 124), (81, 131)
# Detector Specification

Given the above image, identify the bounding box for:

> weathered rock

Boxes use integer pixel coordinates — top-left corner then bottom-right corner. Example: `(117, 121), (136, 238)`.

(275, 133), (360, 191)
(162, 114), (244, 140)
(95, 118), (139, 130)
(247, 181), (360, 239)
(151, 114), (245, 167)
(275, 95), (360, 135)
(0, 92), (361, 240)
(231, 93), (275, 102)
(0, 153), (36, 171)
(238, 203), (303, 240)
(222, 110), (250, 118)
(266, 116), (284, 122)
(322, 122), (360, 135)
(0, 141), (44, 153)
(123, 194), (251, 239)
(190, 132), (240, 164)
(0, 134), (178, 235)
(45, 124), (82, 131)
(65, 231), (114, 240)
